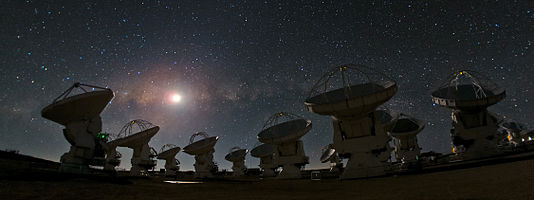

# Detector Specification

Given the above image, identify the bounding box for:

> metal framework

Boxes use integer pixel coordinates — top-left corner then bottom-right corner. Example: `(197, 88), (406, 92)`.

(189, 131), (210, 144)
(307, 63), (395, 101)
(160, 144), (178, 153)
(53, 82), (110, 103)
(116, 119), (157, 138)
(439, 70), (500, 100)
(261, 112), (304, 130)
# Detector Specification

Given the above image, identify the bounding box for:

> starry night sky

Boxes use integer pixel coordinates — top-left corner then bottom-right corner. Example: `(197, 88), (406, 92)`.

(1, 1), (533, 171)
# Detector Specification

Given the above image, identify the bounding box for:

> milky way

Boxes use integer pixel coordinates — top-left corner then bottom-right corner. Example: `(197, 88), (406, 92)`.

(1, 1), (532, 170)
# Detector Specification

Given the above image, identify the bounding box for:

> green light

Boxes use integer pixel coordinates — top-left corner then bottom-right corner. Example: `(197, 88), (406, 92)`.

(97, 132), (106, 140)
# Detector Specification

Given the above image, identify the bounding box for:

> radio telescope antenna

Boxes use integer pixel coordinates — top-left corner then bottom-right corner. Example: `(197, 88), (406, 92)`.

(183, 132), (219, 178)
(41, 82), (114, 173)
(320, 144), (343, 173)
(305, 64), (397, 179)
(431, 70), (505, 160)
(157, 144), (181, 176)
(388, 114), (425, 164)
(257, 112), (311, 179)
(250, 142), (278, 177)
(107, 119), (159, 176)
(224, 146), (248, 176)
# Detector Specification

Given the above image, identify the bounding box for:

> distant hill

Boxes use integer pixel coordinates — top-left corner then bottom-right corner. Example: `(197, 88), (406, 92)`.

(0, 149), (59, 176)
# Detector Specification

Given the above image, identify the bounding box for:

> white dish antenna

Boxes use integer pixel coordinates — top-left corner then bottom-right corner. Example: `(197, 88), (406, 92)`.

(110, 119), (159, 176)
(320, 144), (343, 173)
(388, 114), (425, 163)
(41, 83), (114, 173)
(157, 144), (181, 176)
(225, 147), (248, 176)
(305, 64), (397, 117)
(257, 112), (311, 179)
(320, 145), (336, 163)
(251, 143), (275, 158)
(304, 64), (397, 179)
(112, 122), (159, 148)
(389, 114), (425, 137)
(431, 70), (505, 109)
(432, 70), (505, 160)
(42, 83), (114, 125)
(257, 112), (312, 144)
(225, 147), (248, 162)
(250, 143), (278, 177)
(158, 144), (181, 159)
(183, 132), (219, 178)
(183, 132), (219, 155)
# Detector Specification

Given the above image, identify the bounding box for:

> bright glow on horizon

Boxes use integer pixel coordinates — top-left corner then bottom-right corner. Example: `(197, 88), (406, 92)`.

(171, 94), (182, 103)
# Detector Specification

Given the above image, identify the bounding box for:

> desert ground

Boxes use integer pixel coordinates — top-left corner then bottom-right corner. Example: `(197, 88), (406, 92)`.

(1, 158), (534, 200)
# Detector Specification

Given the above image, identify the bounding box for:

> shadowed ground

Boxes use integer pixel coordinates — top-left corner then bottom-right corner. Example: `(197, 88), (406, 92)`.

(1, 158), (534, 200)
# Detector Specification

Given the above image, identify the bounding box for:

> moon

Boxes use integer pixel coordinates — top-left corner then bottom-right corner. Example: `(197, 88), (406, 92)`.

(171, 94), (182, 103)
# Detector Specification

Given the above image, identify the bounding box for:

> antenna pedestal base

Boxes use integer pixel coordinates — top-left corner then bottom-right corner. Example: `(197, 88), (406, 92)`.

(259, 161), (277, 177)
(341, 152), (390, 179)
(450, 110), (502, 160)
(277, 164), (302, 179)
(277, 156), (308, 179)
(127, 142), (157, 176)
(104, 147), (120, 171)
(330, 162), (343, 173)
(275, 140), (308, 179)
(261, 168), (277, 177)
(164, 158), (179, 176)
(130, 158), (156, 176)
(193, 149), (216, 178)
(59, 146), (94, 174)
(332, 115), (392, 179)
(104, 160), (120, 171)
(231, 161), (246, 176)
(395, 148), (421, 163)
(59, 119), (102, 173)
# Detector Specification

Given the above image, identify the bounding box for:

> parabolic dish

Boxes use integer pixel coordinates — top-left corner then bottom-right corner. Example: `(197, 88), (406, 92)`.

(320, 148), (336, 163)
(250, 143), (275, 158)
(183, 136), (218, 155)
(257, 119), (312, 144)
(431, 85), (505, 109)
(225, 149), (248, 162)
(41, 89), (114, 125)
(111, 126), (159, 148)
(431, 70), (506, 109)
(389, 116), (425, 137)
(157, 147), (181, 159)
(305, 81), (398, 116)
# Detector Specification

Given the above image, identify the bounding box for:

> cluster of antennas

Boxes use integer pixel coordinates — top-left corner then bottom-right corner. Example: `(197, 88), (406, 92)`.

(42, 65), (533, 180)
(500, 120), (534, 147)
